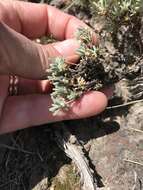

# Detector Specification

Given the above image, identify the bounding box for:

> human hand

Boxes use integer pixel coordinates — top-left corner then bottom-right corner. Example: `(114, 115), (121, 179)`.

(0, 0), (108, 134)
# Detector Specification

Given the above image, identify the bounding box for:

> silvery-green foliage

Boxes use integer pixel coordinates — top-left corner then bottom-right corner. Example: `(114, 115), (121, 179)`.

(76, 28), (98, 58)
(48, 28), (97, 114)
(48, 57), (80, 114)
(91, 0), (142, 18)
(73, 0), (142, 19)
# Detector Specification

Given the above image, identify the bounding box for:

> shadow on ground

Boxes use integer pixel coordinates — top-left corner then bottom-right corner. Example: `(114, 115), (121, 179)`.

(0, 114), (120, 190)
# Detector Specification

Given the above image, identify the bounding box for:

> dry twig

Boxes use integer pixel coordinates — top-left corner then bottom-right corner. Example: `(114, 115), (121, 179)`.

(54, 123), (97, 190)
(123, 159), (143, 167)
(106, 99), (143, 110)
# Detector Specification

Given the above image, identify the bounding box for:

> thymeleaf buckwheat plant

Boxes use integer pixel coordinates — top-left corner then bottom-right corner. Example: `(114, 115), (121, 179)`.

(48, 0), (142, 114)
(48, 28), (99, 114)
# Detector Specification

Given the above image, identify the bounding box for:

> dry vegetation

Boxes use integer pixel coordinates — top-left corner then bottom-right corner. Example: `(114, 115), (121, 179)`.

(0, 0), (143, 190)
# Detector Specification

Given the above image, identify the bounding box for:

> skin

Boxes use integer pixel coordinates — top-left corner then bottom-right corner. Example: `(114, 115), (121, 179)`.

(0, 0), (108, 134)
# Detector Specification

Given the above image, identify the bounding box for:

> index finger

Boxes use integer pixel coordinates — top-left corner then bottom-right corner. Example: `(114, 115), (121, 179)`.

(0, 1), (87, 39)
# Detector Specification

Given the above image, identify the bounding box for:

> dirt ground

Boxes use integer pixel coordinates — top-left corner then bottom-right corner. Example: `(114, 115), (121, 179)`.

(0, 0), (143, 190)
(0, 103), (143, 190)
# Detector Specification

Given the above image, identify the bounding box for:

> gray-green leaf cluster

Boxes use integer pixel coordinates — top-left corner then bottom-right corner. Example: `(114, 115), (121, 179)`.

(70, 0), (142, 19)
(48, 28), (98, 114)
(47, 0), (142, 115)
(48, 57), (81, 114)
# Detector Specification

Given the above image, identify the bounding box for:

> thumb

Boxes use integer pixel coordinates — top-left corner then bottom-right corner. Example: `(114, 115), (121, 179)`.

(0, 22), (79, 79)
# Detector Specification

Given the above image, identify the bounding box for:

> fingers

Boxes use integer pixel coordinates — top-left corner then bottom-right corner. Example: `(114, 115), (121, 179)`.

(0, 22), (79, 78)
(0, 1), (97, 78)
(0, 91), (107, 134)
(18, 78), (52, 95)
(52, 39), (80, 57)
(0, 0), (87, 39)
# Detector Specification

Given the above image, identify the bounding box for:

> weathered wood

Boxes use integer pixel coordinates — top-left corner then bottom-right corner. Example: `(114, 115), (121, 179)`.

(54, 124), (97, 190)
